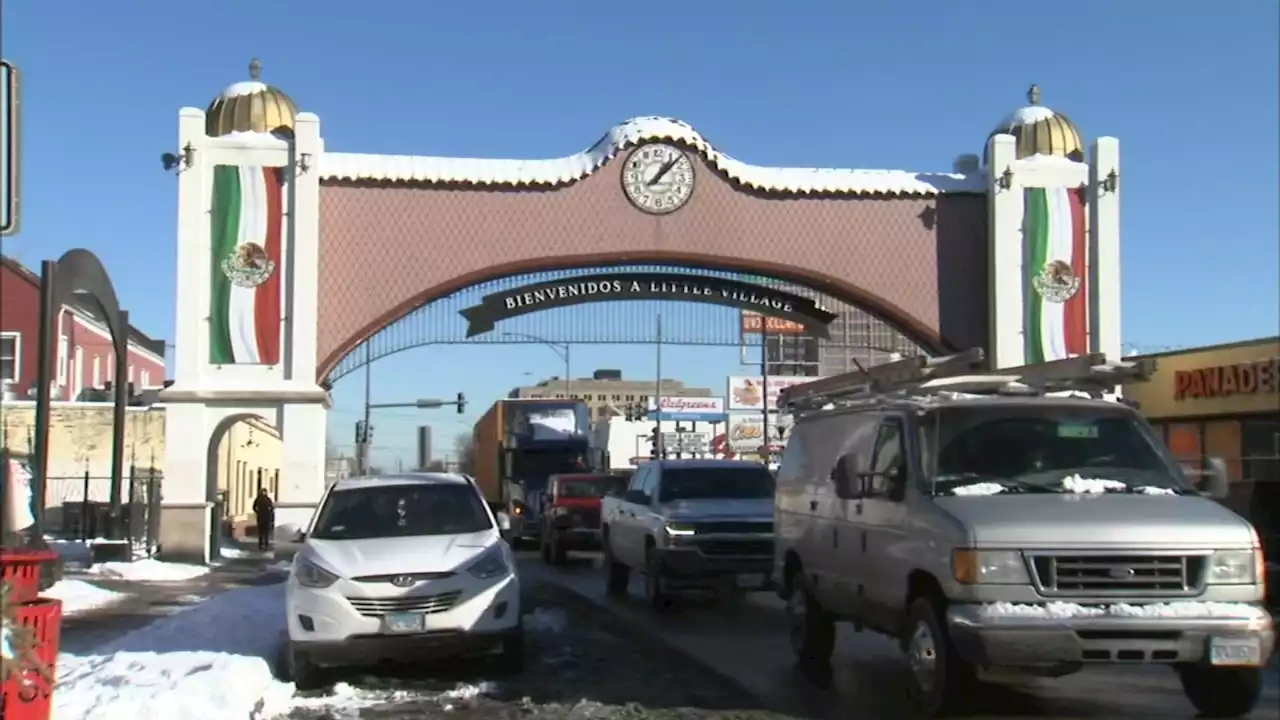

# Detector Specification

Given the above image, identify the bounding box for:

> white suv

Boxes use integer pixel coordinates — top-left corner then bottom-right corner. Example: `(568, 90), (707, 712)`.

(284, 473), (522, 688)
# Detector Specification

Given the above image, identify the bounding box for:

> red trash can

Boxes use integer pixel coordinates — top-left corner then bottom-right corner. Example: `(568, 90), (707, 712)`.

(1, 597), (63, 720)
(0, 550), (59, 605)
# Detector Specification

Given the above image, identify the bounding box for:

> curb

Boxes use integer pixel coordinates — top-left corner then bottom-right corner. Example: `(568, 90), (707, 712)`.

(533, 579), (778, 713)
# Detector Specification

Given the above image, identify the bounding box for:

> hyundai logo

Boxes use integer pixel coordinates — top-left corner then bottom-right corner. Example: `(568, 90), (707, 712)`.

(1107, 566), (1136, 580)
(390, 575), (417, 588)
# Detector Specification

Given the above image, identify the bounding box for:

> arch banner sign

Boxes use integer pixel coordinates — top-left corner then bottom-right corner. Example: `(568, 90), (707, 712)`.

(459, 272), (838, 338)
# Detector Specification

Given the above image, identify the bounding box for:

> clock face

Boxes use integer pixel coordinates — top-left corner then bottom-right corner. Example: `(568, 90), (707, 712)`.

(621, 143), (695, 214)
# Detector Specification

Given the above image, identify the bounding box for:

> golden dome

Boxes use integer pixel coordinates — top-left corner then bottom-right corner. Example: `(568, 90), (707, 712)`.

(985, 85), (1084, 164)
(205, 58), (298, 137)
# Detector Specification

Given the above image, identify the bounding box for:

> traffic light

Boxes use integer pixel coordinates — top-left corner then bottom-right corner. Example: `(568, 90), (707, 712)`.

(650, 425), (662, 459)
(456, 392), (466, 414)
(355, 420), (373, 444)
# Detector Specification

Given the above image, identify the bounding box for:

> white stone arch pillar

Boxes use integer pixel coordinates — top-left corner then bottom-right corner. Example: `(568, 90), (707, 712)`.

(986, 133), (1121, 369)
(158, 108), (328, 563)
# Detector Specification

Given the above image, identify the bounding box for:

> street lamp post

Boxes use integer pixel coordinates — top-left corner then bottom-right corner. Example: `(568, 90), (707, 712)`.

(502, 332), (571, 396)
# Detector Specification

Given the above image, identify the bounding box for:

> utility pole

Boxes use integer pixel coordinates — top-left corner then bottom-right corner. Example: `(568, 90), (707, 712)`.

(358, 344), (373, 475)
(654, 313), (664, 459)
(760, 326), (771, 463)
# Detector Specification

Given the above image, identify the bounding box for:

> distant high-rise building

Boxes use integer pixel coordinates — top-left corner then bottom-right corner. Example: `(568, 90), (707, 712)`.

(508, 369), (715, 422)
(416, 425), (433, 471)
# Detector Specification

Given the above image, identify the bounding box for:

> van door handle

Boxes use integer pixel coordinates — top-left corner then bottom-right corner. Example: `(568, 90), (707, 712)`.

(809, 500), (818, 511)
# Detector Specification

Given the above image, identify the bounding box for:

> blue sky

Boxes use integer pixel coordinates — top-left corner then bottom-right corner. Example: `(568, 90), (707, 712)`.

(4, 1), (1277, 468)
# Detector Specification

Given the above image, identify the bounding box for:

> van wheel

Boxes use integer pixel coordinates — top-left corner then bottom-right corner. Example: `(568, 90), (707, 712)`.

(787, 579), (834, 682)
(906, 597), (976, 717)
(603, 534), (629, 596)
(1176, 664), (1261, 717)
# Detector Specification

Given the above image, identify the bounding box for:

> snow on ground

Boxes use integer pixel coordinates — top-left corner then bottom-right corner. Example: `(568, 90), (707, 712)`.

(48, 537), (157, 568)
(53, 579), (545, 719)
(42, 579), (130, 616)
(55, 583), (291, 720)
(87, 558), (211, 582)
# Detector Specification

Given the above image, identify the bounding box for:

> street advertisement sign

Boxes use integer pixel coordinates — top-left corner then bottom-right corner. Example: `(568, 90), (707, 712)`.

(1, 60), (20, 236)
(725, 414), (794, 454)
(646, 395), (726, 422)
(726, 376), (824, 411)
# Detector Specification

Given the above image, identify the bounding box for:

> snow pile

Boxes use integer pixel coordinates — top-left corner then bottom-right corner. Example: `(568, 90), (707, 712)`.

(950, 482), (1006, 496)
(49, 538), (158, 569)
(1060, 475), (1126, 494)
(54, 583), (288, 720)
(88, 559), (211, 582)
(980, 601), (1265, 620)
(43, 579), (129, 616)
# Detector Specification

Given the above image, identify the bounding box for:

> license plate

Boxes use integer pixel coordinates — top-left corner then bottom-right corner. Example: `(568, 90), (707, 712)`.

(1209, 637), (1261, 666)
(736, 573), (765, 588)
(384, 612), (425, 633)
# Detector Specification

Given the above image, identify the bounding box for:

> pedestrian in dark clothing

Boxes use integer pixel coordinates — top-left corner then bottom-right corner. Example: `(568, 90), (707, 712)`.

(252, 488), (275, 550)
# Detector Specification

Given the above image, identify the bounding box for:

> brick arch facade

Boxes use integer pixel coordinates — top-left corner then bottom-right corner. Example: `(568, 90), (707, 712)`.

(161, 110), (1124, 563)
(315, 147), (990, 378)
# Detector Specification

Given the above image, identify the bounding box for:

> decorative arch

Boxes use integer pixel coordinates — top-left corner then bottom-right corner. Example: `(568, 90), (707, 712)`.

(317, 250), (956, 381)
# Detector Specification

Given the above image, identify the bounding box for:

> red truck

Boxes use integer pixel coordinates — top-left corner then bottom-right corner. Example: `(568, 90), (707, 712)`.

(539, 472), (629, 565)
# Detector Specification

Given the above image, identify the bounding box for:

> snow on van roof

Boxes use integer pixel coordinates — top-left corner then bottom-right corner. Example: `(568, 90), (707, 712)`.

(333, 472), (473, 491)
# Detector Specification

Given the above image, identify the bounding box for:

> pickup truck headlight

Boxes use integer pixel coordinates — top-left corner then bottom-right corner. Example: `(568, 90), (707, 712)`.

(664, 522), (697, 537)
(952, 549), (1030, 585)
(294, 556), (340, 589)
(1207, 550), (1262, 585)
(467, 546), (510, 580)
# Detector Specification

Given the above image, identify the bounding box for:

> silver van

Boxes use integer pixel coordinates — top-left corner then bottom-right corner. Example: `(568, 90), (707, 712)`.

(773, 350), (1273, 718)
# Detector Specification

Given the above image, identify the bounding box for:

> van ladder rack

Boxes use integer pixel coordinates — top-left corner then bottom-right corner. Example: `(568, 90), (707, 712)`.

(779, 349), (1157, 414)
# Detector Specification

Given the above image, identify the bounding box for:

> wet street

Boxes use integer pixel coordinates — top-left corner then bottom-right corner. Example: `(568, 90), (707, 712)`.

(270, 552), (1278, 719)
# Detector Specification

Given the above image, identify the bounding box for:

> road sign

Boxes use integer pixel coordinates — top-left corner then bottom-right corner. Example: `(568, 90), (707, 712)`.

(1, 60), (19, 236)
(662, 431), (710, 453)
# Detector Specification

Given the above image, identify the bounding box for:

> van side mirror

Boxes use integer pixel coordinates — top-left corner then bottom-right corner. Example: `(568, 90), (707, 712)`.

(831, 456), (861, 500)
(1199, 457), (1230, 500)
(294, 530), (307, 542)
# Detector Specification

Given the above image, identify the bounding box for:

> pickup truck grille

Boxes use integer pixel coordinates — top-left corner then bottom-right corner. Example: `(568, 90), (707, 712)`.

(572, 507), (601, 528)
(697, 539), (774, 556)
(691, 521), (773, 535)
(1029, 554), (1205, 597)
(346, 591), (462, 617)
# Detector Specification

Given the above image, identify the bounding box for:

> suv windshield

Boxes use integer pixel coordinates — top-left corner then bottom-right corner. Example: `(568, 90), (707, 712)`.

(929, 404), (1189, 494)
(658, 466), (775, 502)
(311, 483), (492, 540)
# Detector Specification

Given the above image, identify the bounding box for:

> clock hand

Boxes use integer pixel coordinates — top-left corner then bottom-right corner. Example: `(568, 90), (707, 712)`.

(647, 157), (680, 186)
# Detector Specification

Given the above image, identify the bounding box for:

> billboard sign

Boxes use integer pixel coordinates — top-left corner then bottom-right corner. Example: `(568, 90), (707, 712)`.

(725, 414), (794, 454)
(727, 376), (824, 411)
(1, 60), (19, 236)
(646, 395), (726, 422)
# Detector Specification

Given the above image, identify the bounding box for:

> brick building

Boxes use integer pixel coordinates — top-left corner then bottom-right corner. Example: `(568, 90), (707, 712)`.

(1, 256), (166, 400)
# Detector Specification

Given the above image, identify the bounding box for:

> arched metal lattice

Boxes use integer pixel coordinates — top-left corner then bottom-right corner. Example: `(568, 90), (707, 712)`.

(327, 264), (927, 382)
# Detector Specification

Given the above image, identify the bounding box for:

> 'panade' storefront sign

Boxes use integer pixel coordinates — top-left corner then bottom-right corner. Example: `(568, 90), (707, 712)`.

(1174, 358), (1280, 401)
(459, 273), (838, 337)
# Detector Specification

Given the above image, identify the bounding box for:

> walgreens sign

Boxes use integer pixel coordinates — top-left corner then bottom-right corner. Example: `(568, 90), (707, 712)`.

(647, 396), (725, 415)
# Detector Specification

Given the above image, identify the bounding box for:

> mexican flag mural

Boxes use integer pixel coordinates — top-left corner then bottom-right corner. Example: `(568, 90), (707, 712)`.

(208, 165), (285, 365)
(1022, 186), (1088, 364)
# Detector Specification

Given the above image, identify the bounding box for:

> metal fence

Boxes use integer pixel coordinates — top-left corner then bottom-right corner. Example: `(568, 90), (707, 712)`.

(43, 466), (163, 554)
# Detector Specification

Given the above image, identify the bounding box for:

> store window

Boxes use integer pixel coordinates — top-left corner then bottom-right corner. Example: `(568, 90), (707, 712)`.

(1166, 423), (1202, 465)
(1204, 419), (1243, 481)
(1241, 418), (1280, 559)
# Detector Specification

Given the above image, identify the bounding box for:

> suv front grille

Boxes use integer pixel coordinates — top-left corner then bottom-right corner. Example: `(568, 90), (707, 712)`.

(1030, 554), (1205, 597)
(346, 591), (462, 617)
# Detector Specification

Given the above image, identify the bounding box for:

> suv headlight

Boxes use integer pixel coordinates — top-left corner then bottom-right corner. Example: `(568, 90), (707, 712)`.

(467, 546), (510, 580)
(1207, 550), (1262, 585)
(952, 549), (1031, 585)
(293, 556), (340, 589)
